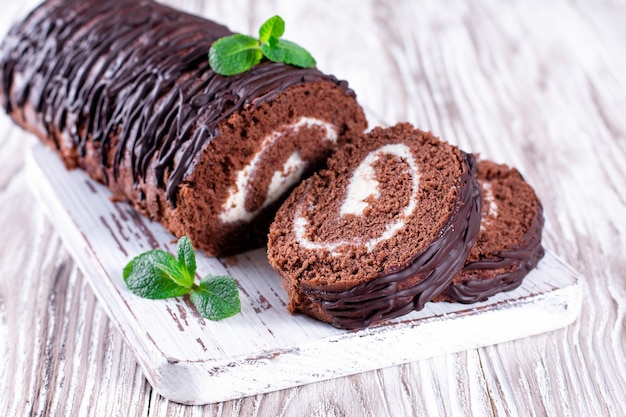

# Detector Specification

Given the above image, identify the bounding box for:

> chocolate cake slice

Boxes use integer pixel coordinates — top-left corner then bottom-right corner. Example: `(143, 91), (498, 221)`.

(267, 123), (481, 329)
(0, 0), (366, 256)
(436, 159), (545, 303)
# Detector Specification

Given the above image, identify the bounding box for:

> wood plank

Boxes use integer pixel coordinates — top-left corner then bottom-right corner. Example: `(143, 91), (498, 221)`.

(26, 143), (581, 405)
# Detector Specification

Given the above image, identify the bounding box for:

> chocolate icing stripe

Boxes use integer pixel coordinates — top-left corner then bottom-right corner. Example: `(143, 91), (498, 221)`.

(444, 246), (545, 304)
(0, 0), (353, 205)
(441, 204), (545, 303)
(302, 152), (482, 329)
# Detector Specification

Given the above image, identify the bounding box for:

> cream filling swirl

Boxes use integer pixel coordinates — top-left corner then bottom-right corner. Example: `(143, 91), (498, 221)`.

(220, 117), (337, 223)
(295, 143), (421, 255)
(480, 181), (498, 230)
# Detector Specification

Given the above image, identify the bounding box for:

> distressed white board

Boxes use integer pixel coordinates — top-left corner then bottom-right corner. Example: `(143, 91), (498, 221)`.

(25, 144), (582, 405)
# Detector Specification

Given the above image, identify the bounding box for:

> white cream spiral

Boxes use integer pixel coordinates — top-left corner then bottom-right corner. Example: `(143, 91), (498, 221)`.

(295, 143), (421, 255)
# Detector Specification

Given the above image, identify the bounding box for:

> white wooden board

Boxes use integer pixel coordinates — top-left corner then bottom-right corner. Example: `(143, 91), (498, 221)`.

(25, 144), (582, 405)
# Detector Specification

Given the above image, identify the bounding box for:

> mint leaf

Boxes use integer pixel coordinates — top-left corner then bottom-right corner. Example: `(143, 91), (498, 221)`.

(190, 276), (241, 321)
(209, 34), (263, 76)
(209, 15), (316, 76)
(154, 257), (191, 288)
(259, 16), (285, 43)
(262, 38), (316, 68)
(123, 250), (190, 299)
(123, 236), (242, 321)
(176, 236), (196, 284)
(260, 39), (284, 62)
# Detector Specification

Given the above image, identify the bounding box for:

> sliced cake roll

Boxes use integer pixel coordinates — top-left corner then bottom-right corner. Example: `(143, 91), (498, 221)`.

(268, 123), (481, 329)
(436, 159), (545, 303)
(0, 0), (366, 256)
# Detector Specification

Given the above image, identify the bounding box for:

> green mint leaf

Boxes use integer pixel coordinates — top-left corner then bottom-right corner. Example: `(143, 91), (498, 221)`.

(176, 236), (196, 283)
(190, 276), (241, 321)
(123, 250), (191, 299)
(209, 34), (263, 76)
(123, 238), (241, 321)
(261, 38), (316, 68)
(266, 35), (279, 48)
(154, 257), (192, 289)
(209, 15), (316, 76)
(259, 15), (285, 44)
(260, 37), (284, 61)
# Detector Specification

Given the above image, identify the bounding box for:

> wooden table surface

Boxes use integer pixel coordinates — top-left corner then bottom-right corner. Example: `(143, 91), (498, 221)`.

(1, 0), (625, 415)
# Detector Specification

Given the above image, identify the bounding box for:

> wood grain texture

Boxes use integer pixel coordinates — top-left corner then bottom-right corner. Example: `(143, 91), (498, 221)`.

(1, 0), (625, 416)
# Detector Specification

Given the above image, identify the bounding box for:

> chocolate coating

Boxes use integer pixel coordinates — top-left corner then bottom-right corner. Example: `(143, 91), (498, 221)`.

(0, 0), (353, 205)
(303, 152), (482, 329)
(440, 203), (545, 303)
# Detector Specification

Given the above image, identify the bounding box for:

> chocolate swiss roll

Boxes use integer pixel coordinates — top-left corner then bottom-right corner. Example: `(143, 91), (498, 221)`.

(0, 0), (366, 256)
(267, 123), (481, 329)
(436, 159), (545, 303)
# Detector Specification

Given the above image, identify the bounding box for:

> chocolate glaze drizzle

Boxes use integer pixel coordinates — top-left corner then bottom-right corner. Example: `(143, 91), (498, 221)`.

(440, 203), (545, 303)
(0, 0), (353, 205)
(302, 153), (482, 330)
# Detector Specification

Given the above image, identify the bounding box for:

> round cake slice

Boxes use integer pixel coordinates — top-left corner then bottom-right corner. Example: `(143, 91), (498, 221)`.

(267, 123), (481, 329)
(0, 0), (366, 256)
(435, 159), (545, 303)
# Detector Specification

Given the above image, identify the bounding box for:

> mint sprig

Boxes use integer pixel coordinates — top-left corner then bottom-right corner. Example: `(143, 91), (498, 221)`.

(123, 236), (241, 321)
(209, 15), (316, 76)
